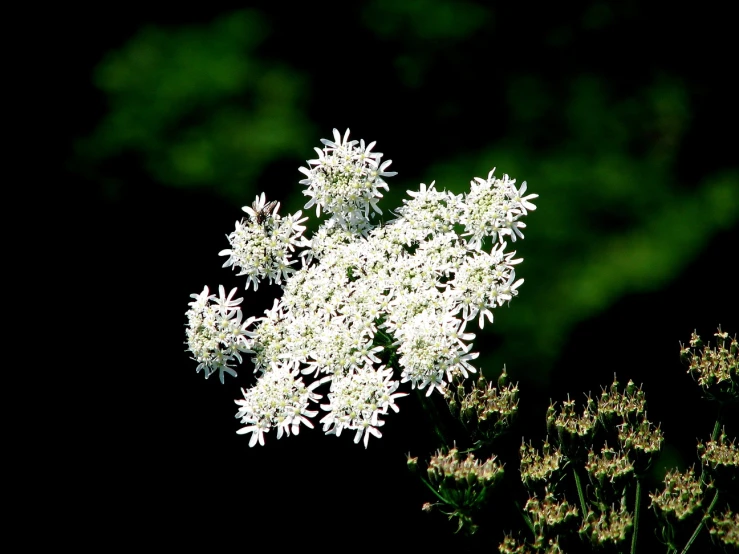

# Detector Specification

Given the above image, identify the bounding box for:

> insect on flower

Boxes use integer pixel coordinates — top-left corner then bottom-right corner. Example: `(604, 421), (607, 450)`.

(252, 199), (279, 225)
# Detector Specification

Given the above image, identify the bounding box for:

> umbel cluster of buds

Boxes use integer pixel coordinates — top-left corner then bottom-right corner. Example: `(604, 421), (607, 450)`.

(500, 331), (738, 552)
(505, 378), (665, 551)
(445, 366), (520, 445)
(410, 328), (738, 546)
(680, 326), (738, 403)
(420, 446), (505, 534)
(185, 129), (537, 447)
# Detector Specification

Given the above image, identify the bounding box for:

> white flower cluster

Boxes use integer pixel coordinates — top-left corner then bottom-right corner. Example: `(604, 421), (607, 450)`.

(299, 128), (397, 233)
(185, 129), (538, 448)
(234, 366), (322, 447)
(185, 286), (256, 384)
(219, 192), (308, 290)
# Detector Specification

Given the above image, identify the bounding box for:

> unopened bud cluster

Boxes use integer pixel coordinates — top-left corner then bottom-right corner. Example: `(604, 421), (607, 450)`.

(423, 446), (504, 534)
(524, 487), (578, 534)
(649, 467), (707, 521)
(548, 395), (597, 461)
(446, 368), (519, 442)
(498, 488), (575, 553)
(710, 508), (739, 547)
(597, 379), (662, 475)
(698, 429), (739, 491)
(517, 378), (664, 551)
(597, 378), (646, 425)
(427, 447), (504, 501)
(506, 336), (737, 552)
(520, 440), (564, 487)
(698, 429), (739, 469)
(680, 326), (738, 401)
(579, 503), (633, 546)
(585, 444), (634, 486)
(618, 418), (664, 460)
(500, 534), (564, 554)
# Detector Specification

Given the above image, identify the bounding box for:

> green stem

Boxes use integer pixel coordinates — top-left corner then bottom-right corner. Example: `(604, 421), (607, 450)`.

(679, 490), (719, 554)
(420, 476), (450, 504)
(679, 414), (722, 554)
(572, 466), (588, 518)
(631, 478), (642, 554)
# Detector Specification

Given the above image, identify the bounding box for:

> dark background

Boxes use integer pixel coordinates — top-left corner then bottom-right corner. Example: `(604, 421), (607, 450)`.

(53, 2), (736, 551)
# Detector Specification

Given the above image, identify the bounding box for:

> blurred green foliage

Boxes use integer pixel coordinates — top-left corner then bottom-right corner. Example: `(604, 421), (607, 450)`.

(361, 0), (490, 87)
(79, 2), (737, 385)
(78, 10), (314, 199)
(365, 0), (489, 40)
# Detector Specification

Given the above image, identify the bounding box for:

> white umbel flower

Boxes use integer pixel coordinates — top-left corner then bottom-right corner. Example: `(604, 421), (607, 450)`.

(299, 128), (397, 232)
(395, 309), (479, 396)
(461, 169), (537, 249)
(185, 128), (538, 448)
(219, 195), (307, 290)
(319, 366), (407, 448)
(185, 286), (256, 383)
(234, 366), (322, 446)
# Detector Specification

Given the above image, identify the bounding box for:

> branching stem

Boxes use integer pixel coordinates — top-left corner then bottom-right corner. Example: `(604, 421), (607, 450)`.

(679, 489), (719, 554)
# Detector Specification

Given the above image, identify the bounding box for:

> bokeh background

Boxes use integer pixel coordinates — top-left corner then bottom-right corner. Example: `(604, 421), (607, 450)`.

(61, 2), (736, 550)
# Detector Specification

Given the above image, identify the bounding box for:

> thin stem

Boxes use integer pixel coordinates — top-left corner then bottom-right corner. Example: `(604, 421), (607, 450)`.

(679, 489), (719, 554)
(631, 478), (642, 554)
(420, 476), (450, 504)
(572, 466), (588, 518)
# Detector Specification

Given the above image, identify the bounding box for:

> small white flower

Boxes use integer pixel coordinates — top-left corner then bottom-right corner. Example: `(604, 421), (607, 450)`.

(502, 212), (527, 242)
(214, 285), (243, 315)
(508, 180), (538, 215)
(320, 127), (355, 152)
(188, 285), (215, 311)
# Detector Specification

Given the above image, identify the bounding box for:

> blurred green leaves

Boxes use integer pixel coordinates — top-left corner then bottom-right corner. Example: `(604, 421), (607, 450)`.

(361, 0), (489, 88)
(364, 0), (489, 40)
(78, 10), (313, 200)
